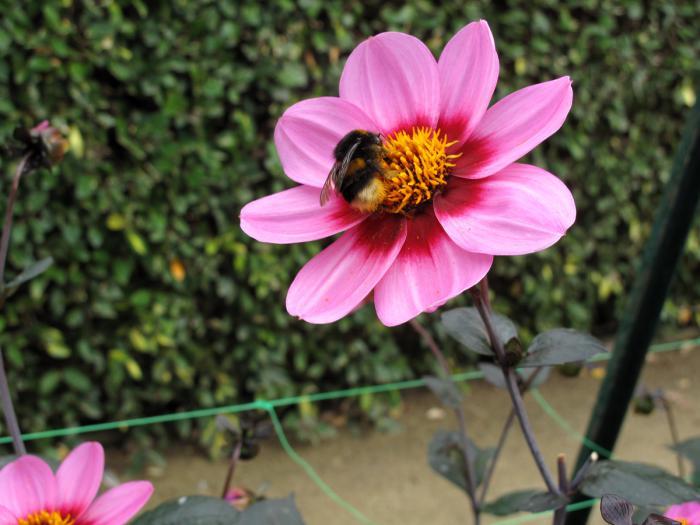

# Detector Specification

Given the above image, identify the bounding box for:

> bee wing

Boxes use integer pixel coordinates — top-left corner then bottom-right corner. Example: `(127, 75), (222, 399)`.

(319, 138), (362, 206)
(320, 163), (340, 206)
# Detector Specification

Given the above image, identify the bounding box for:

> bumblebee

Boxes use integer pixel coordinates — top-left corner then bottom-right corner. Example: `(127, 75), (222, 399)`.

(320, 130), (388, 213)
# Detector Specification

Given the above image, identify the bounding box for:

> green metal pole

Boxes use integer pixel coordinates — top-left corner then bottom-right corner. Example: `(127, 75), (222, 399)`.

(566, 97), (700, 525)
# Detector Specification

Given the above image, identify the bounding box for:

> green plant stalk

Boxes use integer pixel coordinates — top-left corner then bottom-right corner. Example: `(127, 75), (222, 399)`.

(409, 318), (480, 525)
(471, 284), (559, 495)
(0, 155), (31, 455)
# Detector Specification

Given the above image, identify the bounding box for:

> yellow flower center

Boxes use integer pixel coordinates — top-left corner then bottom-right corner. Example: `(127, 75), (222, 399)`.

(18, 511), (75, 525)
(380, 127), (460, 214)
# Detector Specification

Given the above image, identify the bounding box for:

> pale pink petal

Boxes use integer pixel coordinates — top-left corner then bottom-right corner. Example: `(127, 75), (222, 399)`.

(56, 442), (104, 517)
(78, 481), (153, 525)
(438, 20), (499, 146)
(274, 97), (378, 188)
(339, 32), (440, 134)
(0, 505), (17, 525)
(240, 185), (367, 244)
(0, 455), (57, 517)
(286, 214), (407, 323)
(374, 210), (492, 326)
(435, 163), (576, 255)
(454, 77), (573, 179)
(666, 502), (700, 523)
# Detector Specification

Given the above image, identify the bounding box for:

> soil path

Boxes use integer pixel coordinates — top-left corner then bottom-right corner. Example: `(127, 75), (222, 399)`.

(133, 346), (700, 525)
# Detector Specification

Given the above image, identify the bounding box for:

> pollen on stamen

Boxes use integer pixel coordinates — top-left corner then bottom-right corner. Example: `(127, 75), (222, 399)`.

(18, 511), (76, 525)
(380, 127), (460, 214)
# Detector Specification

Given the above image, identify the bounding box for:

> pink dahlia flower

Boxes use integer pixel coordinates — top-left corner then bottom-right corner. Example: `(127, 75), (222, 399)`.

(0, 442), (153, 525)
(241, 20), (576, 326)
(666, 501), (700, 525)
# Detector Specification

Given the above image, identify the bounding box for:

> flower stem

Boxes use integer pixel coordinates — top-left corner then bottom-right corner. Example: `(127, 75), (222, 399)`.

(478, 367), (544, 506)
(221, 439), (242, 498)
(410, 319), (480, 524)
(471, 283), (559, 495)
(0, 155), (29, 287)
(659, 394), (685, 479)
(478, 408), (515, 506)
(0, 350), (24, 455)
(0, 155), (31, 456)
(552, 455), (569, 525)
(569, 452), (598, 491)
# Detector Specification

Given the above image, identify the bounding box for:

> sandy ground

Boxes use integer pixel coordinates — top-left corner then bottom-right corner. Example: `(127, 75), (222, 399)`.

(130, 346), (700, 525)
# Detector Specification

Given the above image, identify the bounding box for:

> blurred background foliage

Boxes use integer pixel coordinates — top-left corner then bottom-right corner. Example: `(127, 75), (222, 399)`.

(0, 0), (698, 445)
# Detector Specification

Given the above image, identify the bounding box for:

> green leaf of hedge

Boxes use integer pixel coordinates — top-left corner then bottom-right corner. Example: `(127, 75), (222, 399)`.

(520, 329), (607, 367)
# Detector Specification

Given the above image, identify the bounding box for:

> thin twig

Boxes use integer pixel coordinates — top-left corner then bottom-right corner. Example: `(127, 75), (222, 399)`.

(221, 439), (243, 498)
(570, 452), (598, 491)
(557, 454), (569, 494)
(478, 409), (515, 506)
(659, 394), (685, 479)
(479, 277), (492, 312)
(471, 284), (560, 495)
(0, 155), (31, 456)
(410, 318), (481, 523)
(0, 350), (24, 454)
(0, 155), (29, 287)
(478, 367), (545, 506)
(553, 455), (569, 525)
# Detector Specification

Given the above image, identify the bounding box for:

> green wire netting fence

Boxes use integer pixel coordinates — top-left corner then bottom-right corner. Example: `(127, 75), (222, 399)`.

(2, 336), (699, 525)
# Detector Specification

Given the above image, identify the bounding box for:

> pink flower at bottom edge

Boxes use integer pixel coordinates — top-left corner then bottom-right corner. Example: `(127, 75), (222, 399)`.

(0, 442), (153, 525)
(240, 20), (576, 327)
(666, 501), (700, 525)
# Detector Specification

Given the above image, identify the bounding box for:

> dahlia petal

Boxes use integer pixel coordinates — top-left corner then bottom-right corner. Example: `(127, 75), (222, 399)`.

(240, 185), (367, 244)
(274, 97), (378, 187)
(55, 442), (104, 517)
(455, 77), (573, 179)
(0, 506), (16, 525)
(375, 210), (492, 326)
(438, 20), (499, 146)
(666, 502), (700, 523)
(435, 163), (576, 255)
(78, 481), (153, 525)
(286, 214), (407, 323)
(339, 32), (440, 134)
(0, 456), (57, 517)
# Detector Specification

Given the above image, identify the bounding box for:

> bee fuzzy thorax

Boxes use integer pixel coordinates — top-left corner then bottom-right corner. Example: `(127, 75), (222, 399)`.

(351, 177), (386, 212)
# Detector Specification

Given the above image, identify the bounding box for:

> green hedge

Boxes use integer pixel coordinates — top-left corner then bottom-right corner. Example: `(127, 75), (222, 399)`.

(0, 1), (698, 441)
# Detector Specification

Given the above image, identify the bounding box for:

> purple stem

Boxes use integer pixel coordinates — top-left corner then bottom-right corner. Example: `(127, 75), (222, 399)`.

(0, 155), (31, 455)
(471, 284), (559, 494)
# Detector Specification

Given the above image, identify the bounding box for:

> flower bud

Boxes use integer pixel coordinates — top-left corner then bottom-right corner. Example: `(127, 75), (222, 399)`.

(29, 120), (69, 166)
